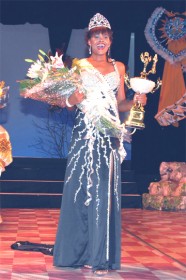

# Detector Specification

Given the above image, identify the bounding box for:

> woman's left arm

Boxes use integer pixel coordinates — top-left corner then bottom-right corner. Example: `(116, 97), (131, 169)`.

(116, 61), (147, 112)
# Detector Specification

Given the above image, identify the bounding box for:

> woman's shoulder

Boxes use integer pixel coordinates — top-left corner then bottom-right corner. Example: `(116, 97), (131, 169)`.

(112, 60), (125, 74)
(114, 60), (125, 68)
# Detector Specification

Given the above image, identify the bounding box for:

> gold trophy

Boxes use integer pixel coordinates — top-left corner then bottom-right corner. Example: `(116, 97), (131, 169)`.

(124, 52), (161, 129)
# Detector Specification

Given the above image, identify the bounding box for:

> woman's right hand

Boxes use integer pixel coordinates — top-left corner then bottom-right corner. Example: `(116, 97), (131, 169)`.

(67, 90), (85, 107)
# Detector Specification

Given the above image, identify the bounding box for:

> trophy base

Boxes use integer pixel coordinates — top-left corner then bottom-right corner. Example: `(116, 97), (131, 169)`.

(125, 105), (145, 130)
(125, 121), (145, 130)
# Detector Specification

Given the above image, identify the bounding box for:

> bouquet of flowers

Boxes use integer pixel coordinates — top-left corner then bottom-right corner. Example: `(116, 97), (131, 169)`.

(19, 50), (130, 141)
(19, 50), (82, 108)
(0, 81), (10, 108)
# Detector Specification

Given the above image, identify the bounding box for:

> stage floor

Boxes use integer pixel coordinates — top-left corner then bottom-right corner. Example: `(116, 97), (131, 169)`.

(0, 209), (185, 280)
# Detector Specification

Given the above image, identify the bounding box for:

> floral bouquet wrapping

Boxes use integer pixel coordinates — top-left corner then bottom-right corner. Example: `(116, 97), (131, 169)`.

(19, 50), (129, 142)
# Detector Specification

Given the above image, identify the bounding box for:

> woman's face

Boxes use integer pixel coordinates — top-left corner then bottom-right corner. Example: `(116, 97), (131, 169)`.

(88, 31), (111, 55)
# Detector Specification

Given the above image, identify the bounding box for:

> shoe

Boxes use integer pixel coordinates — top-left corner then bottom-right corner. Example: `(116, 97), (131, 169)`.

(84, 265), (92, 269)
(94, 270), (108, 276)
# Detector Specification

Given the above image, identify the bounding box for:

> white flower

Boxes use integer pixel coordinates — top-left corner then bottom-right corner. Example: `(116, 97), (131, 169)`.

(44, 62), (51, 71)
(50, 52), (64, 68)
(41, 68), (49, 82)
(27, 60), (42, 79)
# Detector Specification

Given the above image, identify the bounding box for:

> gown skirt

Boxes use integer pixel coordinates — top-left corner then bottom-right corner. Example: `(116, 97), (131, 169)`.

(53, 110), (121, 271)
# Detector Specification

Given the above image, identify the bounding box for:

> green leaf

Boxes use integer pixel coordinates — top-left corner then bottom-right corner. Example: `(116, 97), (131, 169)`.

(25, 59), (35, 63)
(18, 78), (41, 91)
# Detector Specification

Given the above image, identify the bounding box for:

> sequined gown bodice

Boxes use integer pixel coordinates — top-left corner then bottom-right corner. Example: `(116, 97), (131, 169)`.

(53, 59), (122, 271)
(103, 71), (120, 90)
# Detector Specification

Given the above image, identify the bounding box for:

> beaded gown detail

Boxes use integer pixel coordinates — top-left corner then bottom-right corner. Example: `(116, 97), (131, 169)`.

(53, 60), (124, 271)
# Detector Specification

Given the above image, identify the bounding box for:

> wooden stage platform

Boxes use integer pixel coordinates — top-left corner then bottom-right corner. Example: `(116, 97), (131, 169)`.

(0, 208), (185, 280)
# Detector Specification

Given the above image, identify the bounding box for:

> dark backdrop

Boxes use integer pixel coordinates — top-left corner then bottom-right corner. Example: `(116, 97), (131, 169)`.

(1, 0), (186, 174)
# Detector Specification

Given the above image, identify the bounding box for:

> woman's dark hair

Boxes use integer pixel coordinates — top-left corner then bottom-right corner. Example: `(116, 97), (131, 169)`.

(86, 27), (113, 43)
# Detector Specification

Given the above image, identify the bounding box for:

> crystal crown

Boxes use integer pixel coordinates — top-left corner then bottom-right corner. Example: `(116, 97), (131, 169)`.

(88, 13), (111, 30)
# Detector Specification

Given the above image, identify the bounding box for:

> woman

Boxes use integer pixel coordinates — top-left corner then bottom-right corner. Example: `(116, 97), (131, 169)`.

(53, 13), (147, 275)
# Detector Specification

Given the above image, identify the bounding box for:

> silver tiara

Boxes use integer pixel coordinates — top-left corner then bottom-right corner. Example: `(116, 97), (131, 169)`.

(88, 13), (111, 30)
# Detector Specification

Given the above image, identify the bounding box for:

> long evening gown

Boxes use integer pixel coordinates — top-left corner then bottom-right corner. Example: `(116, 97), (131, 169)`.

(53, 59), (126, 271)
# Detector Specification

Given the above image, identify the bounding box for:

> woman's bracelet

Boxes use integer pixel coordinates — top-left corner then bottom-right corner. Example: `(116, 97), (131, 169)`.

(66, 97), (73, 107)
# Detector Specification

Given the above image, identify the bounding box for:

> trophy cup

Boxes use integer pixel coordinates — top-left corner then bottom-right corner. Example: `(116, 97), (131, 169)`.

(124, 52), (161, 130)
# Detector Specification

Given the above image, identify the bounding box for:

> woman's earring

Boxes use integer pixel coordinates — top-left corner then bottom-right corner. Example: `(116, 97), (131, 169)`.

(107, 47), (110, 57)
(89, 45), (92, 55)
